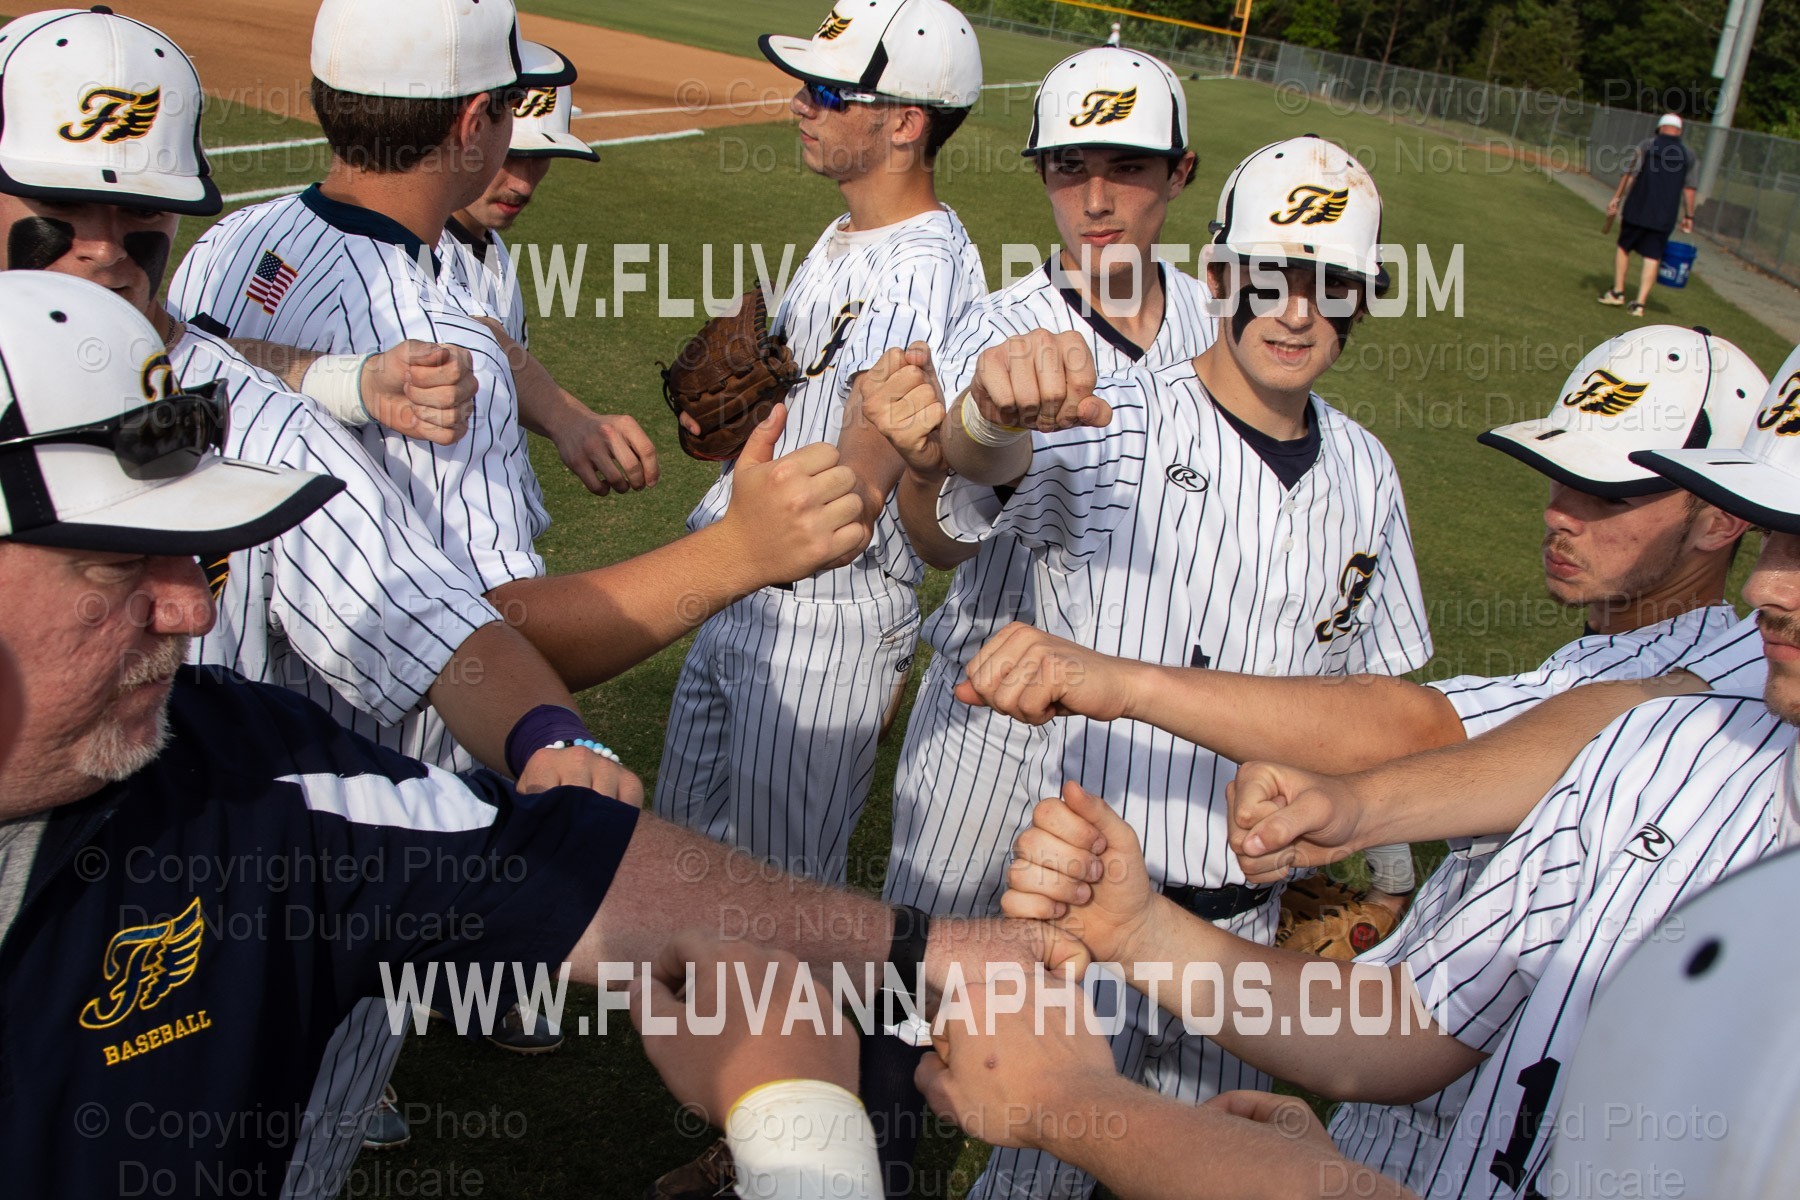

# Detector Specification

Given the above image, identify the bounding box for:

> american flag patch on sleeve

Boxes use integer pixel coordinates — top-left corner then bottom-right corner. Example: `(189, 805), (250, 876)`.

(244, 250), (296, 314)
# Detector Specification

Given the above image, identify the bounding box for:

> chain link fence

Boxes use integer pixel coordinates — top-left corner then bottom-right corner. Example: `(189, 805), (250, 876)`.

(954, 2), (1800, 287)
(1271, 43), (1800, 287)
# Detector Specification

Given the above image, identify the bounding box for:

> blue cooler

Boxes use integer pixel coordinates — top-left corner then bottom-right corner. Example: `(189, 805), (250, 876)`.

(1658, 240), (1697, 288)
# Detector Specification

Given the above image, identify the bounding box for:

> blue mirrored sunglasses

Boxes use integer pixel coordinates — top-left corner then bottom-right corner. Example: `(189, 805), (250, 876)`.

(804, 81), (882, 111)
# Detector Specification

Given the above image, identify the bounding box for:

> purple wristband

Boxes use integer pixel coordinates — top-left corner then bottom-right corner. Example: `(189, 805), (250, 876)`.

(505, 704), (591, 777)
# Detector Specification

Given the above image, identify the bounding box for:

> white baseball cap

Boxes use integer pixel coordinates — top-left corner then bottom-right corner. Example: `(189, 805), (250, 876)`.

(1658, 112), (1684, 132)
(1548, 845), (1800, 1198)
(1480, 326), (1768, 498)
(1635, 342), (1800, 533)
(0, 8), (219, 215)
(1023, 47), (1187, 158)
(311, 0), (572, 100)
(0, 273), (339, 555)
(1210, 135), (1386, 290)
(759, 0), (983, 108)
(508, 42), (596, 162)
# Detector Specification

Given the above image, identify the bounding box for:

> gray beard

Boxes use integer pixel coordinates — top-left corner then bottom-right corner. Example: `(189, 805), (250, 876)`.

(75, 636), (188, 783)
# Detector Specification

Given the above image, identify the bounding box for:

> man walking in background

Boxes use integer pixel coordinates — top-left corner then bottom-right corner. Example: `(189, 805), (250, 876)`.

(1600, 113), (1697, 318)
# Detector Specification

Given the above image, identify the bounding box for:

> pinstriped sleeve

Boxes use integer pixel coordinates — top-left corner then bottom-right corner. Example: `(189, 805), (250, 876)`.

(937, 372), (1149, 567)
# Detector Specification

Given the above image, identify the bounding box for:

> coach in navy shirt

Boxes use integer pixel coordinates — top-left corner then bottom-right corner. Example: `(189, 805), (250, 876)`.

(0, 274), (1068, 1196)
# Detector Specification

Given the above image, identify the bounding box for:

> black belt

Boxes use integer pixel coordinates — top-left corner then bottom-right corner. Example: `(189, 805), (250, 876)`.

(1163, 882), (1274, 922)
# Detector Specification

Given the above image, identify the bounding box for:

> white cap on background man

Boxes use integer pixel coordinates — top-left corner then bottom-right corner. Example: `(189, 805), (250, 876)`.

(312, 0), (572, 99)
(759, 0), (982, 108)
(0, 7), (219, 214)
(508, 41), (598, 162)
(1209, 134), (1387, 291)
(1022, 46), (1188, 159)
(1636, 342), (1800, 533)
(1481, 325), (1768, 498)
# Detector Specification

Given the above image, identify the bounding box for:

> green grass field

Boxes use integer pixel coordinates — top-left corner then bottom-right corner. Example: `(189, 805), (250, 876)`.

(179, 3), (1795, 1196)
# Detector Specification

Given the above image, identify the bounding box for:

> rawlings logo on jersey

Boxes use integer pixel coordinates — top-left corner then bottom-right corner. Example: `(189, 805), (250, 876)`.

(139, 352), (175, 403)
(58, 86), (161, 144)
(513, 87), (557, 119)
(1560, 369), (1648, 417)
(1070, 88), (1137, 128)
(1315, 551), (1379, 644)
(816, 11), (852, 39)
(805, 300), (864, 376)
(1754, 371), (1800, 435)
(1165, 463), (1208, 493)
(1270, 185), (1349, 226)
(1623, 821), (1673, 862)
(80, 897), (204, 1030)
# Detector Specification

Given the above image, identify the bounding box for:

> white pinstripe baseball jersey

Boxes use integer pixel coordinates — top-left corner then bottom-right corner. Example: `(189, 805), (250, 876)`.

(935, 359), (1433, 892)
(1334, 690), (1790, 1199)
(1672, 610), (1767, 694)
(441, 224), (529, 346)
(884, 259), (1215, 914)
(1428, 604), (1739, 738)
(166, 185), (546, 593)
(683, 205), (985, 599)
(176, 328), (501, 772)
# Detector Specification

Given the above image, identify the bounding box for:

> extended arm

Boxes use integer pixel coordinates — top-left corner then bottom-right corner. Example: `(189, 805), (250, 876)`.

(473, 317), (658, 495)
(1229, 670), (1707, 879)
(227, 336), (475, 444)
(957, 624), (1465, 773)
(1003, 786), (1483, 1104)
(491, 407), (867, 691)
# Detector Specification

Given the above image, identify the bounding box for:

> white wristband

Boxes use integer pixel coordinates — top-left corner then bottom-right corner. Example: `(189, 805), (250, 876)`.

(726, 1079), (882, 1200)
(957, 388), (1027, 448)
(301, 353), (374, 426)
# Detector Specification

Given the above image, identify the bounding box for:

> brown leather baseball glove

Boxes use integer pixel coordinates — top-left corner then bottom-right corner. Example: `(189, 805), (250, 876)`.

(660, 290), (799, 461)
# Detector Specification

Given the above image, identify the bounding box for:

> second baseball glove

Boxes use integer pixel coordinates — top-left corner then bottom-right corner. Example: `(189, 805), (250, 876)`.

(660, 290), (799, 461)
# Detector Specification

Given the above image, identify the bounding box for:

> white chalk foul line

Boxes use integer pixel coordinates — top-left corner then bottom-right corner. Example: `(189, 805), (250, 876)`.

(202, 79), (1039, 162)
(217, 129), (705, 204)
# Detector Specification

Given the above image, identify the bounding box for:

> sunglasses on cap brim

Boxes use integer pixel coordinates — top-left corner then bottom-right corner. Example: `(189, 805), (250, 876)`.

(0, 381), (229, 481)
(804, 81), (885, 111)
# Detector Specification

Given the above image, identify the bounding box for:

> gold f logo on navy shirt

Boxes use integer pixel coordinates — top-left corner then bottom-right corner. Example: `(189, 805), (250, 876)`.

(79, 898), (205, 1030)
(58, 86), (161, 143)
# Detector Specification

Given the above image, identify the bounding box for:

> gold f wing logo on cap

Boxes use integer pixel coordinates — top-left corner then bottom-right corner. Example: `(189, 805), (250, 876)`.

(59, 86), (161, 144)
(1271, 184), (1350, 226)
(139, 353), (175, 404)
(513, 87), (557, 119)
(1560, 369), (1649, 417)
(1755, 371), (1800, 435)
(816, 12), (852, 39)
(1071, 88), (1138, 128)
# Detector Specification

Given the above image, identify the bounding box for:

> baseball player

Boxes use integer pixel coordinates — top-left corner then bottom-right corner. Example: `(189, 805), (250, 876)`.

(0, 5), (663, 1171)
(653, 0), (987, 884)
(1002, 346), (1800, 1197)
(865, 136), (1433, 1199)
(443, 39), (659, 498)
(866, 45), (1214, 926)
(841, 47), (1215, 1188)
(954, 324), (1767, 956)
(0, 269), (1079, 1195)
(166, 0), (870, 699)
